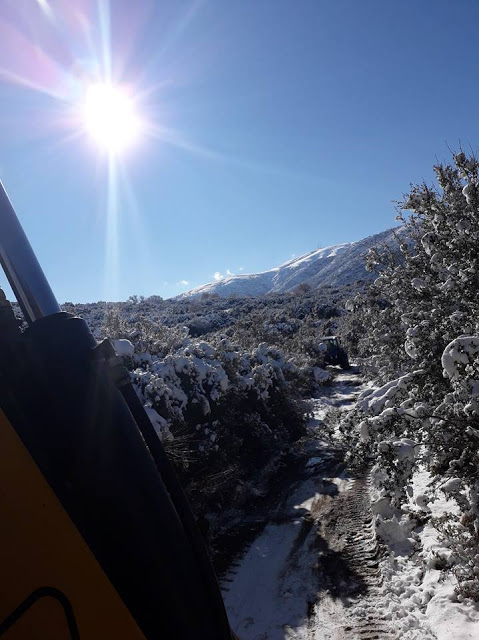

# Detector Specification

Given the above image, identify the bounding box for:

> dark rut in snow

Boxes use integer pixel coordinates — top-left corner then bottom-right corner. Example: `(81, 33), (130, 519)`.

(308, 469), (398, 639)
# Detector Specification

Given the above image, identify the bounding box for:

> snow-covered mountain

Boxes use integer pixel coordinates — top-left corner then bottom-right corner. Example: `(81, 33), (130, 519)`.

(178, 227), (401, 299)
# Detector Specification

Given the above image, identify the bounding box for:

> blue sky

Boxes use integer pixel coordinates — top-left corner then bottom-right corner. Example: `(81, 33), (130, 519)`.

(0, 0), (478, 302)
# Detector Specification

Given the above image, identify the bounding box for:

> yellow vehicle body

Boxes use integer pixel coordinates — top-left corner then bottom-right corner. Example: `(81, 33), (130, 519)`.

(0, 407), (146, 639)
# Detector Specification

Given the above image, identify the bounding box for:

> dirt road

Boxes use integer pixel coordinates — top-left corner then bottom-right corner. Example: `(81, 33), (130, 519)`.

(222, 369), (399, 640)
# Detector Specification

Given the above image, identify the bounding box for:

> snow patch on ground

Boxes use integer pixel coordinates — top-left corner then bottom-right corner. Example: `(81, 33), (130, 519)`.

(223, 522), (313, 639)
(223, 469), (341, 639)
(366, 468), (479, 639)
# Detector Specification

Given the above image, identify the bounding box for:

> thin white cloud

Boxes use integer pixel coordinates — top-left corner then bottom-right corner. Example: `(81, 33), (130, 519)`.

(177, 280), (189, 286)
(238, 266), (245, 272)
(214, 269), (235, 281)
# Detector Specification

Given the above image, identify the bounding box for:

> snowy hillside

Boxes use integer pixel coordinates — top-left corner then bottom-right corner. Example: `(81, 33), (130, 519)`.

(177, 227), (402, 299)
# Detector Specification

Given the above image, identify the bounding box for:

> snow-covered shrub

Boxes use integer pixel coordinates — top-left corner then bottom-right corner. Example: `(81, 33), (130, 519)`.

(432, 513), (479, 601)
(122, 335), (306, 513)
(340, 287), (409, 380)
(62, 281), (359, 513)
(105, 308), (189, 357)
(340, 151), (479, 597)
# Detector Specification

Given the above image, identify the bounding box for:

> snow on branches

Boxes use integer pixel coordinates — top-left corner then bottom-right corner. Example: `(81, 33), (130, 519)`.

(341, 151), (479, 595)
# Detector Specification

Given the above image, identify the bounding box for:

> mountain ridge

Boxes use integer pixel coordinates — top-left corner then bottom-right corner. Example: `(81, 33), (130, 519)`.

(177, 227), (401, 299)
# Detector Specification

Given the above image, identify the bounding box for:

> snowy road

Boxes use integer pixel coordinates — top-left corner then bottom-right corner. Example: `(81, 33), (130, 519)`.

(220, 368), (479, 640)
(221, 369), (399, 639)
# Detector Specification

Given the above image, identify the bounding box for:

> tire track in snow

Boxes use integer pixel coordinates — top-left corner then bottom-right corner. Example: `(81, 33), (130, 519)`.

(308, 470), (398, 639)
(222, 369), (401, 639)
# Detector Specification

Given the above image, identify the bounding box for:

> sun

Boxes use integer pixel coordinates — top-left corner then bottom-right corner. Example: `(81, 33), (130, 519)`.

(84, 83), (140, 153)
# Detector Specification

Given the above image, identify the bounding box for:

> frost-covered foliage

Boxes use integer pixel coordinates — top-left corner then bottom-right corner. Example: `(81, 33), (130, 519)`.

(339, 231), (412, 379)
(340, 151), (479, 598)
(120, 334), (307, 512)
(59, 287), (362, 514)
(63, 284), (362, 397)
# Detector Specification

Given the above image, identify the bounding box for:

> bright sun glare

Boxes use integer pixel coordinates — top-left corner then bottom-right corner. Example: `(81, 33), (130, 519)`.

(84, 83), (140, 153)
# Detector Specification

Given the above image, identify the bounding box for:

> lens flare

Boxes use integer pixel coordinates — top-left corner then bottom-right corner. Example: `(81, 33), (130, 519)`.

(84, 83), (140, 153)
